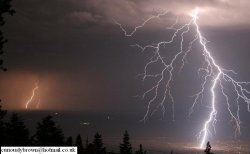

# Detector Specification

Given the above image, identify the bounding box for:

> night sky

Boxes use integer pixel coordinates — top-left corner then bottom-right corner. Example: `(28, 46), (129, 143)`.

(1, 0), (250, 151)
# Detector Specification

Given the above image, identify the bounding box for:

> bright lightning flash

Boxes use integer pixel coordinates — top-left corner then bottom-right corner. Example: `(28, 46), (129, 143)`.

(25, 83), (40, 109)
(116, 7), (250, 149)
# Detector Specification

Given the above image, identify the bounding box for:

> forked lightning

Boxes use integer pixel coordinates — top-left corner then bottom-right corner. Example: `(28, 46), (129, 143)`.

(116, 8), (250, 148)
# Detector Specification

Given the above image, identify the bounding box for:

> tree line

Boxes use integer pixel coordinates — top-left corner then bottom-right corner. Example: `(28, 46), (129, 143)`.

(0, 105), (146, 154)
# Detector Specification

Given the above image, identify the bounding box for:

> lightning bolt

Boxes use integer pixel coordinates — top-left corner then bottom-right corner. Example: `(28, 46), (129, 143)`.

(116, 7), (250, 149)
(25, 82), (40, 109)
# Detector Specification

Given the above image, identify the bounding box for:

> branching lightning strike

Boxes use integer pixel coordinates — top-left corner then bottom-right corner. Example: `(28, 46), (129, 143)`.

(116, 8), (250, 148)
(25, 83), (40, 109)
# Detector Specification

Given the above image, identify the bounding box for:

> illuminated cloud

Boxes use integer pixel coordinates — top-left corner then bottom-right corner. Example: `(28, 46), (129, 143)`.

(65, 0), (250, 27)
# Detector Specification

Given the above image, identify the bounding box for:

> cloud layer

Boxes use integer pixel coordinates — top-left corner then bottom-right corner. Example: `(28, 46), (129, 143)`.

(62, 0), (250, 27)
(12, 0), (250, 29)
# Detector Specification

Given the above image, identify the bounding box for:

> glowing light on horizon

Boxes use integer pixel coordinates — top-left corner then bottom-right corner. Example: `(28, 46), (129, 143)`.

(116, 7), (250, 149)
(25, 82), (40, 109)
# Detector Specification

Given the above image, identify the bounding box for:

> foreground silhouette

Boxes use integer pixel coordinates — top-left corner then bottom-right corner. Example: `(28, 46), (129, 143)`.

(34, 115), (65, 146)
(120, 130), (133, 154)
(204, 141), (213, 154)
(0, 106), (149, 154)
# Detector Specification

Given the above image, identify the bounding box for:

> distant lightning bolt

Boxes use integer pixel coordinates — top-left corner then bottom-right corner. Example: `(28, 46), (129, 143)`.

(116, 7), (250, 149)
(25, 83), (40, 109)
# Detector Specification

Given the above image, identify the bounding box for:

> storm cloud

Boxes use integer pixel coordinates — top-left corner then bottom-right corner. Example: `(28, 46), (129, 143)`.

(1, 0), (250, 113)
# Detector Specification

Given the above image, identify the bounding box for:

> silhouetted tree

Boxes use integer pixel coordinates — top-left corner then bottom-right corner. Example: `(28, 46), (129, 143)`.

(204, 141), (213, 154)
(0, 0), (15, 71)
(135, 144), (146, 154)
(93, 133), (106, 154)
(65, 136), (73, 146)
(85, 136), (89, 149)
(107, 151), (116, 154)
(86, 143), (95, 154)
(5, 113), (30, 145)
(34, 115), (64, 146)
(85, 136), (94, 154)
(75, 134), (84, 154)
(120, 130), (132, 154)
(0, 105), (7, 145)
